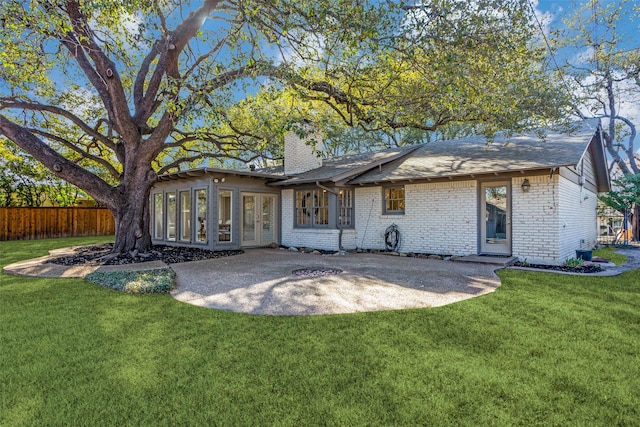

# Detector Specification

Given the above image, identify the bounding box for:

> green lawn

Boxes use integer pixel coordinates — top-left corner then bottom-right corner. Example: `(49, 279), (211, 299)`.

(1, 238), (639, 426)
(593, 246), (628, 266)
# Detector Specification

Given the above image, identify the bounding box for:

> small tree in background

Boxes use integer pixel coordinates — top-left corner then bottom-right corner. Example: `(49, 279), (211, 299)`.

(0, 138), (89, 207)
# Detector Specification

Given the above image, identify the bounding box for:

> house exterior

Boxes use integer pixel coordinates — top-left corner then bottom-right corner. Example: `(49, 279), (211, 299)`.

(150, 119), (610, 265)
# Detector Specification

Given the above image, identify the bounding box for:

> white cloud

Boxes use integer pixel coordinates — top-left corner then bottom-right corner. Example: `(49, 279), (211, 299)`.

(571, 46), (596, 65)
(529, 0), (555, 36)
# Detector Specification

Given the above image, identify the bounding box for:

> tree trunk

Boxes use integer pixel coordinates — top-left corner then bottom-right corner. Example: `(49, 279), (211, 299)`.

(633, 205), (639, 242)
(108, 167), (156, 254)
(110, 182), (153, 255)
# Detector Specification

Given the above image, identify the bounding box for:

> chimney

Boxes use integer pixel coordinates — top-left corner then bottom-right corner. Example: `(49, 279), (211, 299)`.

(283, 124), (323, 175)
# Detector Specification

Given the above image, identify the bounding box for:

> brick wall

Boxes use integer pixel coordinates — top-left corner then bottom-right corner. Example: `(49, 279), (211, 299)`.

(281, 189), (345, 250)
(511, 175), (561, 264)
(557, 174), (598, 260)
(354, 181), (477, 255)
(282, 173), (599, 263)
(283, 130), (323, 175)
(512, 172), (598, 265)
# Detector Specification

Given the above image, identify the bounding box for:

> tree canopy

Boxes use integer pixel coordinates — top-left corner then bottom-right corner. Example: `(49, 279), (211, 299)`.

(552, 0), (640, 176)
(551, 0), (640, 238)
(0, 0), (565, 253)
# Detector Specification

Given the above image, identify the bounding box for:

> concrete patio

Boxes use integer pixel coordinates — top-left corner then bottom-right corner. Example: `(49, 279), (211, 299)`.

(169, 248), (502, 315)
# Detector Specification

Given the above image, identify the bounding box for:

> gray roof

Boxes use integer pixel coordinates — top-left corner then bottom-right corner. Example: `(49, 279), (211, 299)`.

(157, 166), (284, 182)
(254, 164), (285, 175)
(349, 120), (608, 189)
(156, 120), (610, 192)
(270, 145), (418, 186)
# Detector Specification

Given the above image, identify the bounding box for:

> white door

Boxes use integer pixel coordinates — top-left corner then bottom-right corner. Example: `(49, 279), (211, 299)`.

(480, 182), (511, 255)
(241, 193), (277, 247)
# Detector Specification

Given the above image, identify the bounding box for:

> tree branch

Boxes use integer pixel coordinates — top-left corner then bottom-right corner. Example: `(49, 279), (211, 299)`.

(0, 115), (117, 206)
(26, 128), (121, 180)
(134, 0), (222, 126)
(0, 99), (113, 148)
(614, 115), (639, 174)
(64, 1), (138, 142)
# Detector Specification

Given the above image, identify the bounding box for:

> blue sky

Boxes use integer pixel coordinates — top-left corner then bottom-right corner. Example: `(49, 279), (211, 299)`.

(536, 0), (639, 122)
(536, 0), (638, 47)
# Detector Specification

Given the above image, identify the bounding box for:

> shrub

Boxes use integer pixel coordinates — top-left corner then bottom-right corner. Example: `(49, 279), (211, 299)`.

(564, 257), (583, 268)
(85, 269), (175, 294)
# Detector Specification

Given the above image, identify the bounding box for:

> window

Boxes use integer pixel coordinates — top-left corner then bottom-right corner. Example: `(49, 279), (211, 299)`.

(166, 192), (176, 240)
(295, 189), (329, 227)
(153, 193), (163, 239)
(338, 189), (353, 227)
(384, 186), (405, 214)
(195, 189), (207, 243)
(218, 190), (232, 242)
(179, 190), (191, 241)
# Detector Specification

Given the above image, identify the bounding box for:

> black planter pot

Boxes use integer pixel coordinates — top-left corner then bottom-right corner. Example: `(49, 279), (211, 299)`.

(575, 249), (592, 261)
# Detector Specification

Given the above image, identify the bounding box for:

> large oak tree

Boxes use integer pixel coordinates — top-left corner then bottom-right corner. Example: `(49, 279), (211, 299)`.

(1, 0), (563, 254)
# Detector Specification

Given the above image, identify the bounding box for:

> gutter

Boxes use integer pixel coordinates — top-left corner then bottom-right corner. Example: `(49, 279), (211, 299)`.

(315, 181), (344, 251)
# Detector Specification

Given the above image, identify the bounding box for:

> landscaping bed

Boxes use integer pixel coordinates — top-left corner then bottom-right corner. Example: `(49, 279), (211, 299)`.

(512, 261), (603, 274)
(49, 243), (243, 265)
(86, 268), (175, 294)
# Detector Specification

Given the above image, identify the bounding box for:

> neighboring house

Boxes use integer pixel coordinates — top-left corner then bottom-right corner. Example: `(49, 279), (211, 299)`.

(597, 203), (628, 244)
(151, 119), (610, 265)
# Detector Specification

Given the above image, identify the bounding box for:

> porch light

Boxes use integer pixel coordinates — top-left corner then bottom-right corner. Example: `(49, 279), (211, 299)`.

(521, 179), (531, 193)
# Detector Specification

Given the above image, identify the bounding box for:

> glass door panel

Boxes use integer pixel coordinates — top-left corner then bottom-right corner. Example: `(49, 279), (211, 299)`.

(480, 182), (511, 255)
(242, 195), (256, 243)
(241, 193), (277, 246)
(262, 195), (276, 242)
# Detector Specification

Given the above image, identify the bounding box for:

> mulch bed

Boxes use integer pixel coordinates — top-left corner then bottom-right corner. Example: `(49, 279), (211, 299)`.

(512, 261), (602, 274)
(49, 243), (243, 266)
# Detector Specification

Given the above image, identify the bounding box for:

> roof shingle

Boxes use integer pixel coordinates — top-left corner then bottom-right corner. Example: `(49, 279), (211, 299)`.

(349, 121), (601, 184)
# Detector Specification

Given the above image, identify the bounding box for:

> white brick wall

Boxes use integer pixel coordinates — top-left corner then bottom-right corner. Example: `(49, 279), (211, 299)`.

(282, 174), (599, 263)
(557, 174), (598, 260)
(281, 188), (350, 250)
(512, 175), (561, 264)
(283, 130), (323, 175)
(354, 181), (477, 255)
(512, 173), (598, 265)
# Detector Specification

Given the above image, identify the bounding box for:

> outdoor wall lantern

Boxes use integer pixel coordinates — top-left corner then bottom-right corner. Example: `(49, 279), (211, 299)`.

(521, 178), (531, 193)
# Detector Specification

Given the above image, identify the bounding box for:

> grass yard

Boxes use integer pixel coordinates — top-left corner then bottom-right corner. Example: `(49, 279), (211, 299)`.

(594, 246), (628, 266)
(1, 237), (639, 426)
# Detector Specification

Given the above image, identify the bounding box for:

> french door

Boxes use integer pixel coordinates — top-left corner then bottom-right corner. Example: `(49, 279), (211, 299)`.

(479, 182), (511, 255)
(241, 193), (278, 247)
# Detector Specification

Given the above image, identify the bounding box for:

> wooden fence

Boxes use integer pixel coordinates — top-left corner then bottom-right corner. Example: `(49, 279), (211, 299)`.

(0, 207), (115, 241)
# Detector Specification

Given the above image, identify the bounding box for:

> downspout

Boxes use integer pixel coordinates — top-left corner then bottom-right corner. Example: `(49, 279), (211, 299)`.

(315, 181), (344, 251)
